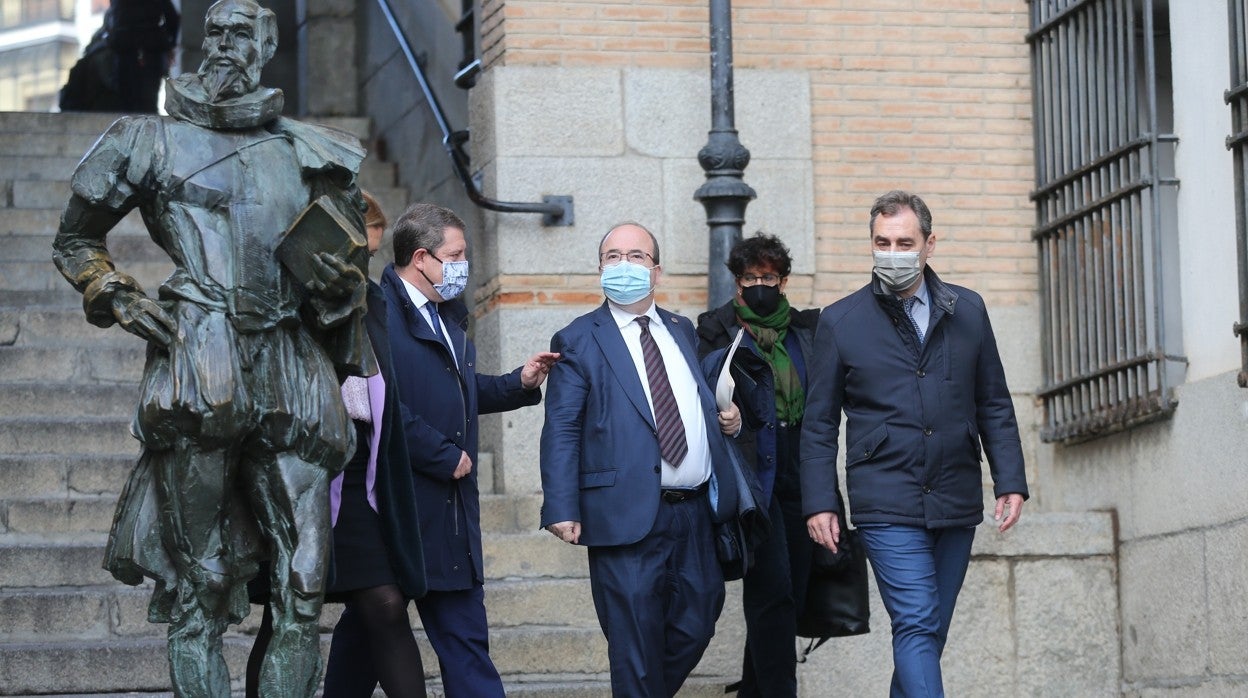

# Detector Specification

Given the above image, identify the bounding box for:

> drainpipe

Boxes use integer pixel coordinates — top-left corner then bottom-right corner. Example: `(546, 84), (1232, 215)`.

(694, 0), (756, 311)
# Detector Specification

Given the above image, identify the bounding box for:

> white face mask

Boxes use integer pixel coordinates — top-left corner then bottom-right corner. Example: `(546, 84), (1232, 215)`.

(872, 250), (922, 292)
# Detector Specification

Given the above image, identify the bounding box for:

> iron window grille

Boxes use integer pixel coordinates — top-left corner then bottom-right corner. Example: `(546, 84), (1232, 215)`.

(1027, 0), (1184, 443)
(1226, 0), (1248, 387)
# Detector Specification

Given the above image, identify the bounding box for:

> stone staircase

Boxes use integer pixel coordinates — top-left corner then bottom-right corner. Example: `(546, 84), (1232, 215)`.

(0, 111), (740, 696)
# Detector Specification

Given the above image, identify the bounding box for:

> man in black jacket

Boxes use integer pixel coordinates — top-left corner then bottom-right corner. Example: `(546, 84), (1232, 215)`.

(801, 190), (1028, 697)
(107, 0), (179, 112)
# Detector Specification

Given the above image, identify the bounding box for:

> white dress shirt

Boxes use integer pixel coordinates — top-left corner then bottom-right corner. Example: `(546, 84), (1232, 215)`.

(608, 302), (712, 489)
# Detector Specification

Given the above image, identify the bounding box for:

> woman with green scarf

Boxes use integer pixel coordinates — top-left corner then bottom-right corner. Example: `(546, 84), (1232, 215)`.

(697, 233), (820, 698)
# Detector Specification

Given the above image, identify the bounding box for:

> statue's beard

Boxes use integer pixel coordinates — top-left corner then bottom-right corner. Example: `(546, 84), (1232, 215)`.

(199, 60), (258, 102)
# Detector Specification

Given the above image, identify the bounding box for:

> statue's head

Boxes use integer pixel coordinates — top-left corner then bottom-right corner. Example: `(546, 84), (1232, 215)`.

(198, 0), (277, 103)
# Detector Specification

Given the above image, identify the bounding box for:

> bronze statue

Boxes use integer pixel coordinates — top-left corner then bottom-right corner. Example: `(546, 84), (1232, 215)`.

(52, 1), (374, 695)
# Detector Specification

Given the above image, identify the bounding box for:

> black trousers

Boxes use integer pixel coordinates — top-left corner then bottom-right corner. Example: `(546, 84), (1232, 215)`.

(738, 423), (813, 698)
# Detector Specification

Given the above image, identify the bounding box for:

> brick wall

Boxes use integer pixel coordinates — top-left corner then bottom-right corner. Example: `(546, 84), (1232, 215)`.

(479, 0), (1035, 308)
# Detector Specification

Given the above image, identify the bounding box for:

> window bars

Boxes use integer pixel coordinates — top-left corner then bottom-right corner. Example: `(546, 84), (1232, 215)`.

(1027, 0), (1183, 443)
(1226, 0), (1248, 387)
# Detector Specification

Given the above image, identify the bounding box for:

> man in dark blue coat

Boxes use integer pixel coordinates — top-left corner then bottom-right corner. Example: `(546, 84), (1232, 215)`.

(379, 203), (558, 697)
(801, 190), (1029, 698)
(539, 222), (742, 697)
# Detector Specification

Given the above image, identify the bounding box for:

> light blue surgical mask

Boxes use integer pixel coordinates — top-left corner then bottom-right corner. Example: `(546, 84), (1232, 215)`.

(428, 254), (469, 301)
(600, 260), (654, 305)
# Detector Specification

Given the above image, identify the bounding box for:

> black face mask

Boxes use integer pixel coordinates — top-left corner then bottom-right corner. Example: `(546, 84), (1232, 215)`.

(741, 284), (782, 316)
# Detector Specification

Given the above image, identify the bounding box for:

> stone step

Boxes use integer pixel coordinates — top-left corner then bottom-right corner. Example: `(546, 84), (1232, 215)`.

(478, 492), (542, 534)
(0, 132), (103, 158)
(0, 454), (134, 500)
(0, 112), (130, 135)
(0, 207), (150, 237)
(0, 289), (88, 307)
(482, 530), (589, 579)
(0, 382), (137, 418)
(0, 416), (139, 456)
(0, 636), (252, 695)
(0, 155), (84, 181)
(7, 233), (167, 263)
(0, 260), (173, 295)
(0, 585), (341, 643)
(0, 345), (146, 383)
(0, 576), (595, 645)
(0, 307), (143, 347)
(0, 529), (589, 590)
(481, 577), (597, 629)
(0, 679), (735, 698)
(0, 488), (541, 541)
(0, 539), (117, 588)
(0, 626), (616, 695)
(2, 496), (119, 536)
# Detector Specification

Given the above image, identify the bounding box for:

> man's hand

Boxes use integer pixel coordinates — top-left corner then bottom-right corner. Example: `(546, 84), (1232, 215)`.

(520, 351), (561, 389)
(717, 402), (741, 435)
(305, 252), (364, 299)
(452, 451), (473, 479)
(112, 291), (177, 347)
(994, 493), (1024, 532)
(807, 511), (841, 553)
(546, 520), (581, 544)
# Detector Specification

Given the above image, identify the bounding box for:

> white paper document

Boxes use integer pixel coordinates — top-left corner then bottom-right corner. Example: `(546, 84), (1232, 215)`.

(715, 328), (745, 412)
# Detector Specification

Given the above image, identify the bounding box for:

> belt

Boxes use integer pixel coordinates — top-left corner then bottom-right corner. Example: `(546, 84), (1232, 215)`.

(660, 481), (709, 504)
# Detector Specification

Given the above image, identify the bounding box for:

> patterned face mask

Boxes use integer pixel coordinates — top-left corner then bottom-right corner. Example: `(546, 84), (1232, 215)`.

(430, 255), (469, 301)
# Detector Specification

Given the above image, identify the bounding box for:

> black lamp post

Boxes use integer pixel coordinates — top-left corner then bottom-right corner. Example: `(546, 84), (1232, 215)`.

(694, 0), (756, 310)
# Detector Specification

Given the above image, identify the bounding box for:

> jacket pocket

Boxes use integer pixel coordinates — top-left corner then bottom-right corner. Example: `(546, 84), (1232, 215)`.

(846, 424), (888, 467)
(967, 422), (983, 462)
(579, 469), (617, 489)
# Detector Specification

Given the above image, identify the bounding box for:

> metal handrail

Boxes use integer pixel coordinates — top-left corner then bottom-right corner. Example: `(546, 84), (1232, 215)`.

(373, 0), (573, 226)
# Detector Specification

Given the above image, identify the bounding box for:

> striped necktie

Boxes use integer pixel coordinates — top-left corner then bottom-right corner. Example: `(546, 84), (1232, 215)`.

(635, 316), (688, 467)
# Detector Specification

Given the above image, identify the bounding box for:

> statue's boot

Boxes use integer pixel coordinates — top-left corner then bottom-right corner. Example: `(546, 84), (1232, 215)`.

(166, 578), (232, 698)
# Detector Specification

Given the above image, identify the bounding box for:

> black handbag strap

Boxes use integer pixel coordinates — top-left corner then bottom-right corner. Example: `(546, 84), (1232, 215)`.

(798, 636), (831, 662)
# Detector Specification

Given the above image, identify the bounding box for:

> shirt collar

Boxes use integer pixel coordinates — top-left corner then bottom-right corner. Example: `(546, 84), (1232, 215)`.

(899, 278), (930, 306)
(608, 300), (659, 330)
(399, 274), (433, 312)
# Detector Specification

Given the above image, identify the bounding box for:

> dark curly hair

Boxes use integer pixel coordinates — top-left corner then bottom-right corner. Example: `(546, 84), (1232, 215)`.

(726, 232), (792, 278)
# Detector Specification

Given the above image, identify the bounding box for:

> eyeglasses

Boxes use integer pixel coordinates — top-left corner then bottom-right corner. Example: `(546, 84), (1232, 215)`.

(600, 250), (654, 266)
(739, 273), (781, 286)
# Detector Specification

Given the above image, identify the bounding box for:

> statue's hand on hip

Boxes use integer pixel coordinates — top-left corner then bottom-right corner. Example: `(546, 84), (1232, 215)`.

(305, 252), (364, 299)
(112, 290), (177, 347)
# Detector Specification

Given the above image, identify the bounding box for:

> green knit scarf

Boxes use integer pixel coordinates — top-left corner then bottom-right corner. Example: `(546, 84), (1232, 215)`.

(734, 297), (804, 423)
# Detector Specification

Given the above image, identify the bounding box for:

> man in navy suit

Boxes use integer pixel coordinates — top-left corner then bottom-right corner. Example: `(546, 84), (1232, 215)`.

(379, 203), (558, 697)
(539, 222), (742, 697)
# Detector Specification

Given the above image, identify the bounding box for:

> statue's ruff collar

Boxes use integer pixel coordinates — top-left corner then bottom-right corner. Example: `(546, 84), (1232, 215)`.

(165, 74), (284, 130)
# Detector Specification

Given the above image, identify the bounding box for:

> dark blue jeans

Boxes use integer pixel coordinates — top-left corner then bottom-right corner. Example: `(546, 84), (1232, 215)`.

(857, 524), (976, 698)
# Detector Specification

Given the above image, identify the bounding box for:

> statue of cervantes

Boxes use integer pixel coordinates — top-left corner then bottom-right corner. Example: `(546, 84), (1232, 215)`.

(52, 1), (374, 695)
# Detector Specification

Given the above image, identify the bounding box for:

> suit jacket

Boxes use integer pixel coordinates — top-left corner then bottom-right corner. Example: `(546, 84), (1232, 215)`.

(539, 302), (739, 548)
(799, 267), (1029, 529)
(380, 264), (541, 590)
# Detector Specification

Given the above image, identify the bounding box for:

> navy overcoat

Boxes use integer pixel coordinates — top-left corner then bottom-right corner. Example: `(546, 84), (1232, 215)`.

(799, 268), (1029, 529)
(379, 264), (540, 590)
